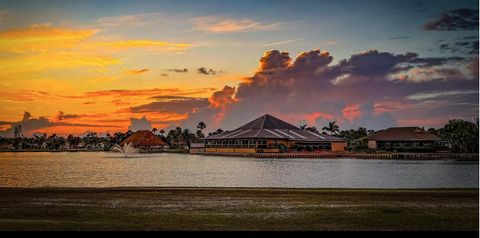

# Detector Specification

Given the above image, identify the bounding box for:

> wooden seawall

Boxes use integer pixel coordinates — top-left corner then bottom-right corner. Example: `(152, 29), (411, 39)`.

(191, 152), (479, 160)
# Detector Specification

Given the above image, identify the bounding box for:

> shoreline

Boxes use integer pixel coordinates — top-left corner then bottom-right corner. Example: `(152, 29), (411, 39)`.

(0, 150), (478, 160)
(0, 187), (477, 231)
(1, 186), (478, 191)
(191, 151), (479, 160)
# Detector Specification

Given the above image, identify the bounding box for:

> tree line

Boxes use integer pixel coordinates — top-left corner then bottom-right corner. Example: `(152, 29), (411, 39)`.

(0, 119), (478, 153)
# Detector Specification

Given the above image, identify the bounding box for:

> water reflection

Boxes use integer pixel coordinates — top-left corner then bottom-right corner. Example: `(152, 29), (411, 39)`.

(0, 152), (477, 188)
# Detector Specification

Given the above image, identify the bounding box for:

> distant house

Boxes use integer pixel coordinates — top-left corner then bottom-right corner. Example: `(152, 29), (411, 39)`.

(200, 114), (347, 153)
(121, 130), (165, 152)
(368, 127), (440, 152)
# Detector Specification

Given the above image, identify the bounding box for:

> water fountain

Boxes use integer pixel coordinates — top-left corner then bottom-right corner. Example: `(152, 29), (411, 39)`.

(111, 142), (138, 158)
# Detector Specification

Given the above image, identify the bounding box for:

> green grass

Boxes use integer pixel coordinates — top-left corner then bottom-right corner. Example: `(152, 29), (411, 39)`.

(0, 188), (477, 230)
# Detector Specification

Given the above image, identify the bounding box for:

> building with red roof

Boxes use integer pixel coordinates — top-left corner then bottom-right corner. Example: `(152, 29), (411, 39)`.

(121, 130), (165, 152)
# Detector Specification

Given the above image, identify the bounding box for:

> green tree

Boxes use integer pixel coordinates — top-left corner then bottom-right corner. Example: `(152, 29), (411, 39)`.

(439, 119), (479, 153)
(181, 129), (192, 147)
(166, 127), (183, 148)
(427, 128), (438, 135)
(208, 128), (224, 136)
(196, 121), (206, 138)
(305, 126), (319, 133)
(322, 121), (340, 135)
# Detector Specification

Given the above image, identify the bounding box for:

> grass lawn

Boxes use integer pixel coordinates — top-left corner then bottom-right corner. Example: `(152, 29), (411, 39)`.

(0, 187), (477, 231)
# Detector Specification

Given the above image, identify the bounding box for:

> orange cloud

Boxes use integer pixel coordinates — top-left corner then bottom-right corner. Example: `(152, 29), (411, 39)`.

(0, 25), (97, 53)
(342, 102), (408, 122)
(304, 112), (334, 125)
(0, 25), (193, 75)
(208, 86), (236, 108)
(0, 88), (218, 103)
(84, 88), (216, 98)
(342, 105), (361, 121)
(0, 51), (119, 73)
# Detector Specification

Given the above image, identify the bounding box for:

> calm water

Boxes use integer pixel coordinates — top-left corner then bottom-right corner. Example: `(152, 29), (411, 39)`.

(0, 152), (478, 188)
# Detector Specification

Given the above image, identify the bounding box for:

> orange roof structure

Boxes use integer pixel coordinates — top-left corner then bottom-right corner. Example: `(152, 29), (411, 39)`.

(120, 130), (165, 147)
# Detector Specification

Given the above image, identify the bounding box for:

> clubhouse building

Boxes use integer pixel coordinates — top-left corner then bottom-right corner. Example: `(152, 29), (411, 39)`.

(199, 114), (347, 153)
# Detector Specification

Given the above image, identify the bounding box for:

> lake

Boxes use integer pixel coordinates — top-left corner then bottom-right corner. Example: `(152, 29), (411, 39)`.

(0, 152), (477, 188)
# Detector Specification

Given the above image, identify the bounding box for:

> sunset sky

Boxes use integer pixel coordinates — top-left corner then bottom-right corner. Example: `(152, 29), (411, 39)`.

(0, 0), (478, 137)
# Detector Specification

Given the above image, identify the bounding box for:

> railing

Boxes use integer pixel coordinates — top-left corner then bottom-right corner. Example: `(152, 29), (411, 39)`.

(190, 151), (479, 160)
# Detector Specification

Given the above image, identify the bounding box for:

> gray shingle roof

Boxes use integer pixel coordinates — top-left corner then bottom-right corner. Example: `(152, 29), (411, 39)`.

(203, 114), (344, 142)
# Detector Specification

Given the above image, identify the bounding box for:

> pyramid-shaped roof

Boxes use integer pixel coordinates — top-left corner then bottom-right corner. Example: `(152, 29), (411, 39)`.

(238, 114), (299, 130)
(203, 114), (344, 142)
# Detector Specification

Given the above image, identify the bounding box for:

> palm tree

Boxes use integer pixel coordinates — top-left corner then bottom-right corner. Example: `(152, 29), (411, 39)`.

(197, 121), (206, 132)
(299, 124), (307, 130)
(322, 121), (340, 135)
(196, 122), (206, 139)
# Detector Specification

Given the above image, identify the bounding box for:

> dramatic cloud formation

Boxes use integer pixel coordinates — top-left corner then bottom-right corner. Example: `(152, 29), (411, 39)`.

(208, 86), (236, 108)
(424, 8), (479, 31)
(193, 16), (282, 33)
(181, 48), (478, 131)
(128, 116), (152, 132)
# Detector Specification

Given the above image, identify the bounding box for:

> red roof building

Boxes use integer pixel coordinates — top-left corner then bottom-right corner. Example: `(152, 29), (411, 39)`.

(121, 130), (165, 152)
